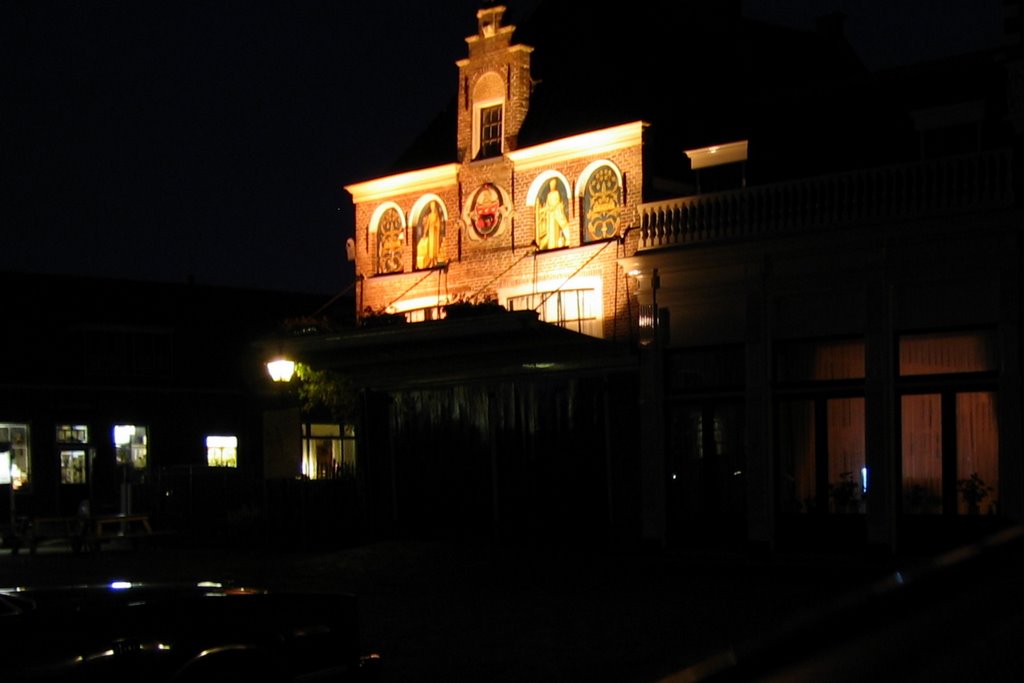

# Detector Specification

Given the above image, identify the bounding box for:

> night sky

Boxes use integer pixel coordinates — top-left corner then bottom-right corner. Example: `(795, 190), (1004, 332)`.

(7, 1), (1005, 295)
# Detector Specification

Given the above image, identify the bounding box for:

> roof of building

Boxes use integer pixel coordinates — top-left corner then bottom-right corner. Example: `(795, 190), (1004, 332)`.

(389, 0), (919, 191)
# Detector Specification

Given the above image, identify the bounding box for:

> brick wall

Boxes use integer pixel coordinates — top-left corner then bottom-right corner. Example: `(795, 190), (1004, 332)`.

(351, 7), (644, 344)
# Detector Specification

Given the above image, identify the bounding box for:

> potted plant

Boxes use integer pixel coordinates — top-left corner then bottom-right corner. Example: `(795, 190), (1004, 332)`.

(359, 306), (406, 328)
(957, 472), (993, 514)
(442, 294), (506, 318)
(829, 471), (859, 513)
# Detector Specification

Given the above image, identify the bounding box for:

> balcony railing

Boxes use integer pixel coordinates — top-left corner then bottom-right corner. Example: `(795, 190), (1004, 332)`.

(637, 150), (1015, 250)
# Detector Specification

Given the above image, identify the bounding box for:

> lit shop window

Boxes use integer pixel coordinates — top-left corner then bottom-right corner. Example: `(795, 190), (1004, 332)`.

(57, 424), (90, 484)
(206, 435), (238, 468)
(899, 331), (1000, 515)
(0, 423), (30, 489)
(775, 339), (867, 515)
(302, 424), (357, 480)
(113, 425), (148, 469)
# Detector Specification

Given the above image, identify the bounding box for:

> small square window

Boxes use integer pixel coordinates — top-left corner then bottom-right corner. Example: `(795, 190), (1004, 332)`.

(206, 435), (238, 468)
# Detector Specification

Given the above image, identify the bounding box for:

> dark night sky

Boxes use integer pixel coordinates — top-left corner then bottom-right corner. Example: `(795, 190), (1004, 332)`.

(6, 1), (1006, 295)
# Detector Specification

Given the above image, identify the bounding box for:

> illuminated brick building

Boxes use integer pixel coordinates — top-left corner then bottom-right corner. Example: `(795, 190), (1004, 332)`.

(270, 2), (1024, 553)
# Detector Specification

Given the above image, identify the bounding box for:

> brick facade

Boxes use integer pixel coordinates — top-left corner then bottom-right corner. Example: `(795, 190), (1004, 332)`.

(347, 7), (645, 343)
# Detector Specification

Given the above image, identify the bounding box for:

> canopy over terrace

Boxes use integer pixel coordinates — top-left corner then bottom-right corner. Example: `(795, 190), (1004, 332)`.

(257, 311), (639, 391)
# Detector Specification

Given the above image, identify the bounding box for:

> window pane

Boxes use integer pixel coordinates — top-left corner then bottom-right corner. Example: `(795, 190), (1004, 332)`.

(899, 331), (996, 376)
(827, 398), (865, 513)
(206, 435), (238, 468)
(902, 394), (943, 514)
(113, 425), (148, 469)
(956, 392), (998, 514)
(480, 104), (502, 158)
(61, 450), (87, 484)
(776, 339), (865, 382)
(0, 423), (30, 489)
(56, 424), (89, 444)
(779, 400), (816, 513)
(506, 289), (600, 336)
(302, 423), (357, 480)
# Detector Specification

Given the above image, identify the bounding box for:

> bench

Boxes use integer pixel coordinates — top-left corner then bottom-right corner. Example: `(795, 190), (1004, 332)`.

(23, 516), (85, 554)
(83, 513), (154, 552)
(15, 513), (155, 554)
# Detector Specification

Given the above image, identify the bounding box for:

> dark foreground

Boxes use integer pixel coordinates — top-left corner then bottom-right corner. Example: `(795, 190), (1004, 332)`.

(2, 531), (1021, 682)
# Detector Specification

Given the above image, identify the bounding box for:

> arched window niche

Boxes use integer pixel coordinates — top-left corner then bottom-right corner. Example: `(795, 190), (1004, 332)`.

(577, 160), (624, 243)
(409, 195), (449, 271)
(370, 202), (407, 275)
(526, 171), (573, 251)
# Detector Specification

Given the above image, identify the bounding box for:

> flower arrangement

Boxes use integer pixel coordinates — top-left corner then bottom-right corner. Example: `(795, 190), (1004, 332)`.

(957, 472), (993, 514)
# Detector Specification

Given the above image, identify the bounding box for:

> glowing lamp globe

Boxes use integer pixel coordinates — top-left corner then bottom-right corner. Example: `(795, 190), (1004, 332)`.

(266, 358), (296, 383)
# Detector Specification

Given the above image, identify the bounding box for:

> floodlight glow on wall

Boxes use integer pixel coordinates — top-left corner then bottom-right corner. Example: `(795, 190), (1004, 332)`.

(266, 358), (296, 383)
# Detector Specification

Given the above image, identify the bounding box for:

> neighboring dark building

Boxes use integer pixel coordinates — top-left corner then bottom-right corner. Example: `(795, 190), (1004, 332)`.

(0, 271), (335, 542)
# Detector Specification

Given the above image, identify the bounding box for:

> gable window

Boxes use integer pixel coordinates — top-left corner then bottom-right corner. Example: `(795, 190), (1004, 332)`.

(478, 104), (503, 159)
(471, 72), (505, 160)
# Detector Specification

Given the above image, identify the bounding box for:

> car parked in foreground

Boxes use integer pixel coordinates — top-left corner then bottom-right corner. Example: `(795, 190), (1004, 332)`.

(0, 581), (382, 682)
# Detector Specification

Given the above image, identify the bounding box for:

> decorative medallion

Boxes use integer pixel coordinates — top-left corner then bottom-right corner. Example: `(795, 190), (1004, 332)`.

(463, 182), (511, 240)
(582, 164), (621, 242)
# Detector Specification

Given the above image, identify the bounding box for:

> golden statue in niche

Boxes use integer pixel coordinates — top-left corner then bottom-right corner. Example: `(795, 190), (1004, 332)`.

(415, 200), (444, 269)
(535, 178), (569, 250)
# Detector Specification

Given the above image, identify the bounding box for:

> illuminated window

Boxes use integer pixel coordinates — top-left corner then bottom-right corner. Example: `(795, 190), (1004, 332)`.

(113, 425), (148, 469)
(57, 424), (90, 484)
(899, 330), (996, 376)
(0, 423), (30, 490)
(479, 105), (503, 158)
(472, 72), (504, 160)
(775, 339), (867, 515)
(779, 397), (867, 514)
(901, 392), (999, 515)
(776, 338), (866, 382)
(898, 330), (1000, 516)
(206, 435), (238, 468)
(57, 424), (89, 444)
(506, 289), (601, 337)
(302, 423), (357, 480)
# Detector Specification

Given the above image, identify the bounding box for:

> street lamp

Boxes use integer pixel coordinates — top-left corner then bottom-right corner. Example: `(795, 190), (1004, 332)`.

(266, 358), (296, 383)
